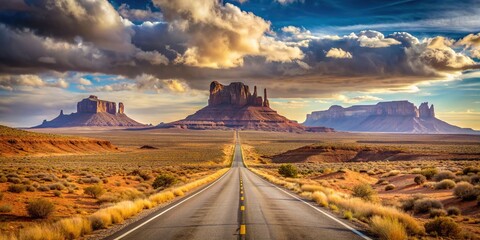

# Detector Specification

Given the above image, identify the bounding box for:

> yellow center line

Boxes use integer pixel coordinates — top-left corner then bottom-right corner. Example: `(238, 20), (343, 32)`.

(240, 205), (245, 211)
(241, 196), (244, 201)
(240, 224), (246, 235)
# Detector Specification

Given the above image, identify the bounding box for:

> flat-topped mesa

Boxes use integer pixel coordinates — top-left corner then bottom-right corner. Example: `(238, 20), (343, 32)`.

(34, 95), (145, 128)
(77, 95), (116, 114)
(374, 101), (417, 117)
(208, 81), (268, 108)
(304, 100), (475, 133)
(418, 102), (435, 118)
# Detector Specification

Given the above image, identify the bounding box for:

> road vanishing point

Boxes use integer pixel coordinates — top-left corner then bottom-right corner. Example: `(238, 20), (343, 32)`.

(106, 132), (372, 240)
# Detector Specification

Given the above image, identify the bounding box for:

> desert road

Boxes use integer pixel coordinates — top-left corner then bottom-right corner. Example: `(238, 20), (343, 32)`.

(106, 132), (371, 240)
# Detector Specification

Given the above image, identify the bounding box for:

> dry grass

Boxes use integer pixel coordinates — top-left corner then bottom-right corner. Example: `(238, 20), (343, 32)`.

(0, 167), (229, 239)
(371, 216), (407, 240)
(0, 128), (235, 234)
(249, 165), (424, 237)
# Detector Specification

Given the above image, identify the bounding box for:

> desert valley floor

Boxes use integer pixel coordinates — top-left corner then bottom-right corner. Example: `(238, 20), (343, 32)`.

(0, 127), (479, 239)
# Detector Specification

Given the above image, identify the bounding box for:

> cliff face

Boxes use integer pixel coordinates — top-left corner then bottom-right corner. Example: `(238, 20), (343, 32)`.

(166, 81), (311, 132)
(77, 95), (117, 114)
(208, 81), (269, 107)
(34, 96), (144, 128)
(304, 101), (476, 134)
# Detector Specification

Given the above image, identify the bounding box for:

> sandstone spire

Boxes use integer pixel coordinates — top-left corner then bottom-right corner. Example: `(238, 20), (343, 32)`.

(263, 88), (269, 107)
(118, 102), (125, 114)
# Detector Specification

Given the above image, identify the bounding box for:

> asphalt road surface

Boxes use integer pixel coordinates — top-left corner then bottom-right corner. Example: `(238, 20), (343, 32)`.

(106, 132), (371, 240)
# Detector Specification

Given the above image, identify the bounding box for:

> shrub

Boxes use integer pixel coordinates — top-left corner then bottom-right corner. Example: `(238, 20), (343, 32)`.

(414, 175), (426, 185)
(48, 183), (65, 190)
(435, 179), (456, 190)
(433, 171), (456, 182)
(0, 205), (12, 213)
(53, 190), (62, 197)
(0, 176), (7, 183)
(385, 184), (395, 191)
(429, 209), (447, 218)
(424, 217), (460, 237)
(420, 168), (438, 180)
(413, 198), (443, 214)
(352, 183), (377, 202)
(278, 164), (298, 178)
(152, 174), (177, 189)
(470, 175), (480, 185)
(8, 177), (21, 184)
(26, 185), (36, 192)
(343, 210), (353, 220)
(37, 185), (50, 192)
(311, 191), (328, 207)
(84, 185), (105, 198)
(453, 182), (479, 201)
(27, 198), (55, 218)
(446, 206), (461, 216)
(8, 184), (26, 193)
(370, 216), (407, 240)
(463, 166), (480, 175)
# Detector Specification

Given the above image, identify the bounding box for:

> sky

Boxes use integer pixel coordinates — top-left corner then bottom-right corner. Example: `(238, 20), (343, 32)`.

(0, 0), (479, 129)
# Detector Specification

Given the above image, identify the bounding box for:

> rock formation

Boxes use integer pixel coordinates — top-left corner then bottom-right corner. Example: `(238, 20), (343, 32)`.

(304, 101), (476, 134)
(165, 81), (322, 132)
(34, 96), (145, 128)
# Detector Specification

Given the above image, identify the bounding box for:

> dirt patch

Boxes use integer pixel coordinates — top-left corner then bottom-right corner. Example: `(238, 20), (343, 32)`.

(271, 143), (476, 163)
(0, 125), (117, 156)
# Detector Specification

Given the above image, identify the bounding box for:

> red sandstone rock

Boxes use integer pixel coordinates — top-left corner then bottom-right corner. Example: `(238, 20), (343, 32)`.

(34, 96), (144, 128)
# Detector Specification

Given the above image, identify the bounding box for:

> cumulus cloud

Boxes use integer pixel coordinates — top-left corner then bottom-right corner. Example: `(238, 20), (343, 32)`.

(335, 94), (383, 104)
(325, 48), (352, 59)
(118, 4), (163, 22)
(88, 74), (189, 93)
(153, 0), (303, 68)
(0, 74), (68, 91)
(457, 33), (480, 58)
(0, 0), (134, 52)
(356, 30), (401, 48)
(135, 50), (169, 65)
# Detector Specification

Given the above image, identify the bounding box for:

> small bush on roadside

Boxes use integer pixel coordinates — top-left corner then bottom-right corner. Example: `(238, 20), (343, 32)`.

(446, 206), (461, 216)
(413, 198), (443, 214)
(84, 185), (105, 198)
(420, 168), (438, 180)
(0, 176), (7, 183)
(8, 184), (26, 193)
(0, 205), (12, 213)
(278, 164), (298, 178)
(152, 174), (177, 189)
(414, 175), (426, 185)
(433, 171), (456, 182)
(371, 216), (407, 240)
(343, 210), (353, 220)
(352, 183), (377, 202)
(27, 198), (55, 218)
(429, 209), (447, 218)
(385, 184), (395, 191)
(424, 217), (460, 237)
(453, 182), (479, 201)
(435, 179), (456, 190)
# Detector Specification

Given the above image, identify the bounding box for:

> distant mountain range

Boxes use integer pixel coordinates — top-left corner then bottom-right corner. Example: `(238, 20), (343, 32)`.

(304, 101), (477, 134)
(34, 95), (145, 128)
